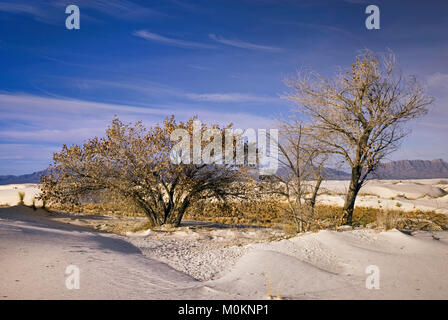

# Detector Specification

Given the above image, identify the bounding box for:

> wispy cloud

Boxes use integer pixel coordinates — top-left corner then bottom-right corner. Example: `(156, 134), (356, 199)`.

(0, 2), (58, 24)
(185, 92), (279, 103)
(0, 143), (61, 175)
(0, 0), (161, 25)
(0, 93), (170, 118)
(0, 3), (40, 15)
(64, 77), (185, 99)
(392, 71), (448, 161)
(0, 91), (275, 174)
(57, 77), (281, 104)
(188, 64), (212, 71)
(0, 93), (275, 144)
(0, 144), (59, 161)
(133, 30), (215, 49)
(265, 18), (360, 42)
(74, 0), (162, 18)
(209, 34), (283, 52)
(426, 72), (448, 90)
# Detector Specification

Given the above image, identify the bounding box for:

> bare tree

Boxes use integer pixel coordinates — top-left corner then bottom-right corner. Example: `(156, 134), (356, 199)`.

(40, 116), (250, 227)
(284, 50), (434, 225)
(266, 122), (328, 232)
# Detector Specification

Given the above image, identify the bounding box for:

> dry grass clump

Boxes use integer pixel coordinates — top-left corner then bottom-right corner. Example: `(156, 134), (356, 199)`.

(310, 206), (448, 232)
(80, 203), (145, 217)
(186, 199), (448, 233)
(128, 220), (153, 233)
(48, 201), (146, 218)
(374, 210), (448, 231)
(185, 200), (285, 227)
(98, 220), (146, 234)
(185, 200), (346, 232)
(46, 197), (448, 234)
(185, 201), (353, 232)
(18, 192), (25, 205)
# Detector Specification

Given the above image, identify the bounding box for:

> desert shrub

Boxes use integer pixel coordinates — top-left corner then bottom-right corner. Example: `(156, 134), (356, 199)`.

(187, 198), (448, 232)
(40, 116), (253, 227)
(185, 199), (345, 232)
(185, 199), (285, 227)
(18, 192), (25, 205)
(375, 209), (448, 231)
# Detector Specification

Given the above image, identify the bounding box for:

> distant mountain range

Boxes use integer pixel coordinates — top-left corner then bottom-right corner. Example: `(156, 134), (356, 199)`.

(372, 159), (448, 180)
(262, 159), (448, 181)
(0, 170), (45, 185)
(324, 159), (448, 180)
(0, 159), (447, 185)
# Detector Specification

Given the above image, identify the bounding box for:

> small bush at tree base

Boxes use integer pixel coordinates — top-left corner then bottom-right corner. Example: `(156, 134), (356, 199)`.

(18, 192), (25, 205)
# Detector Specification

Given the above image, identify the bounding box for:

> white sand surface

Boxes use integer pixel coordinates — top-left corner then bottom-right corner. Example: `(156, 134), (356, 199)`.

(319, 179), (448, 213)
(0, 184), (41, 206)
(212, 229), (448, 299)
(0, 206), (205, 299)
(2, 206), (448, 299)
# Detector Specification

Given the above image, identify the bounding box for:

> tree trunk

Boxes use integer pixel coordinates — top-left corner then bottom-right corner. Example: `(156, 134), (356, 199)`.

(309, 176), (322, 216)
(142, 207), (158, 227)
(342, 166), (362, 225)
(174, 198), (190, 227)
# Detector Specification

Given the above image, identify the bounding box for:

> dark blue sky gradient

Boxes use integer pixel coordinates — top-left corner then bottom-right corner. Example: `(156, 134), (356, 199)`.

(0, 0), (447, 174)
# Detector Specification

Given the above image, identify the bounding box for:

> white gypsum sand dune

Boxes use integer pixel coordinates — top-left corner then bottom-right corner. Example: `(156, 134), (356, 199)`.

(318, 179), (448, 213)
(0, 184), (42, 206)
(0, 206), (206, 299)
(1, 205), (448, 299)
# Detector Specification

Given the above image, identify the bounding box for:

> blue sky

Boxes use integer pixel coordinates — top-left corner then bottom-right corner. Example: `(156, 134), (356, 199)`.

(0, 0), (447, 175)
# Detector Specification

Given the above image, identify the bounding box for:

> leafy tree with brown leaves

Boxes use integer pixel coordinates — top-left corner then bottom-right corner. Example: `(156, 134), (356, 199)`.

(40, 116), (252, 227)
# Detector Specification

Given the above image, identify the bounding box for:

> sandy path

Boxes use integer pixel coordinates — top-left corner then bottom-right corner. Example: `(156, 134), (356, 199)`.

(0, 206), (207, 299)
